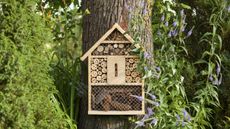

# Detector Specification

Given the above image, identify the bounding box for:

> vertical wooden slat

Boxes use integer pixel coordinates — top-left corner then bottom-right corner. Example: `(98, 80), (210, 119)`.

(107, 56), (126, 85)
(88, 56), (92, 112)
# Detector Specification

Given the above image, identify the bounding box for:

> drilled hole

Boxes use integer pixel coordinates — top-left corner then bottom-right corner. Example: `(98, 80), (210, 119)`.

(115, 63), (118, 77)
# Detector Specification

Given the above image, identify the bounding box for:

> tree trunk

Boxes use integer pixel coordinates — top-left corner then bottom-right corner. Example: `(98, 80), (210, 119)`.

(78, 0), (153, 129)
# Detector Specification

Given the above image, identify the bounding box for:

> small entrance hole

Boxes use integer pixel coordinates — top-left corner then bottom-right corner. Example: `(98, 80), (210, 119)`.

(115, 63), (118, 77)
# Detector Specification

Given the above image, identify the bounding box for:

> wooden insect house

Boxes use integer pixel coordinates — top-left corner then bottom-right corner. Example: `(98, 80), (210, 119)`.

(81, 23), (144, 115)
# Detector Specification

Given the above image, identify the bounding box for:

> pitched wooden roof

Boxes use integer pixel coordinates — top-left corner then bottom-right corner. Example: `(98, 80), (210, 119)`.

(80, 23), (135, 61)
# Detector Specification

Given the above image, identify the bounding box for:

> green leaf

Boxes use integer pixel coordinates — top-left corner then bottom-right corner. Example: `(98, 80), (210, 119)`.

(194, 60), (208, 65)
(180, 3), (191, 9)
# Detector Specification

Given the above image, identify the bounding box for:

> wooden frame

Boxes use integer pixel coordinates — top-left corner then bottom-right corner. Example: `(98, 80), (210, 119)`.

(82, 23), (145, 115)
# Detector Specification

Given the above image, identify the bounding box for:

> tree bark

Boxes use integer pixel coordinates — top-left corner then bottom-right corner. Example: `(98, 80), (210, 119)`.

(78, 0), (153, 129)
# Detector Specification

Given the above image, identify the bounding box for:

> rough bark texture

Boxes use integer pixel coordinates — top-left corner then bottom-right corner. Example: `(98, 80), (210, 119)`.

(78, 0), (153, 129)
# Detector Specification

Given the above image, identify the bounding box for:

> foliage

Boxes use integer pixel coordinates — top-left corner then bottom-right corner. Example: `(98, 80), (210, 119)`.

(0, 0), (71, 128)
(38, 1), (84, 128)
(130, 0), (230, 129)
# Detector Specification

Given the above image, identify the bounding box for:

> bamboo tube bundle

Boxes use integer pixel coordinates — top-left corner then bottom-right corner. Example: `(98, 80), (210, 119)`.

(91, 58), (107, 83)
(125, 58), (142, 83)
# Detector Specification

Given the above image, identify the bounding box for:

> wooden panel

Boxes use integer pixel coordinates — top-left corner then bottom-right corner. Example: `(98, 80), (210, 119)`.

(142, 82), (145, 113)
(88, 56), (92, 111)
(101, 40), (131, 43)
(91, 83), (142, 86)
(107, 57), (125, 85)
(91, 55), (138, 58)
(88, 110), (145, 115)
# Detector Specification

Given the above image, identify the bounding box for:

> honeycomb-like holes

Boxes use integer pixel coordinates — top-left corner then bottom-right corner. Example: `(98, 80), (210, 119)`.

(125, 58), (142, 83)
(90, 58), (107, 83)
(91, 86), (142, 111)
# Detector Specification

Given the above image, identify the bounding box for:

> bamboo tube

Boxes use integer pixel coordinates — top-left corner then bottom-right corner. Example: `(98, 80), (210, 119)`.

(102, 74), (107, 79)
(129, 58), (134, 63)
(131, 72), (138, 78)
(104, 46), (109, 54)
(126, 69), (131, 76)
(93, 58), (100, 64)
(91, 71), (97, 77)
(118, 44), (124, 48)
(102, 68), (107, 74)
(101, 61), (107, 68)
(97, 76), (102, 81)
(97, 45), (104, 52)
(133, 63), (137, 69)
(98, 71), (102, 76)
(135, 77), (141, 83)
(113, 44), (118, 48)
(91, 64), (97, 70)
(94, 51), (100, 55)
(91, 78), (97, 83)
